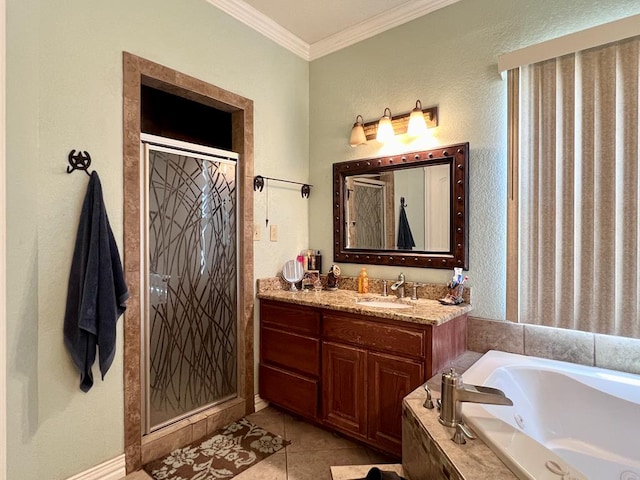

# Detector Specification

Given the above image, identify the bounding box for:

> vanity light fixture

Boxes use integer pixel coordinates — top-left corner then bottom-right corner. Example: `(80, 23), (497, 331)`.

(376, 107), (395, 143)
(407, 100), (428, 137)
(350, 101), (438, 146)
(349, 115), (367, 147)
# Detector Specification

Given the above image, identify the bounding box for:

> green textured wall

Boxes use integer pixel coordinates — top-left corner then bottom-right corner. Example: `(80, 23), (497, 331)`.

(309, 0), (640, 320)
(6, 0), (308, 478)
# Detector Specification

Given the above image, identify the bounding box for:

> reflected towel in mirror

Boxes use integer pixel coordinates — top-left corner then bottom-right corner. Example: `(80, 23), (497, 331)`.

(397, 198), (415, 250)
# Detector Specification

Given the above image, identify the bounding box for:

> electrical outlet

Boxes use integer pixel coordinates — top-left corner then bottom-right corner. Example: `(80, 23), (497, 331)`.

(253, 225), (260, 241)
(270, 225), (278, 242)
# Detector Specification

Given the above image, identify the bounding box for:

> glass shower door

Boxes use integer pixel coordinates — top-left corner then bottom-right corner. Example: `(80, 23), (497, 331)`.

(142, 136), (238, 433)
(350, 180), (386, 249)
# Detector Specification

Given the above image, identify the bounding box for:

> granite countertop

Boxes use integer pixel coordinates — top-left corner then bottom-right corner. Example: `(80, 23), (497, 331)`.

(404, 351), (518, 479)
(257, 278), (472, 326)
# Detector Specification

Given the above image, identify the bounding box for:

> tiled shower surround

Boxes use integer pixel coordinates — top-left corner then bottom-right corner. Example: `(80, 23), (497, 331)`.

(122, 52), (255, 473)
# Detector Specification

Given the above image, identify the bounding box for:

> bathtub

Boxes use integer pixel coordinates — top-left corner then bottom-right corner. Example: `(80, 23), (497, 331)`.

(460, 350), (640, 480)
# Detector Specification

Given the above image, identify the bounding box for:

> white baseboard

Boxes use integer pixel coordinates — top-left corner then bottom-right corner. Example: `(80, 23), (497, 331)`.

(66, 454), (126, 480)
(254, 394), (269, 412)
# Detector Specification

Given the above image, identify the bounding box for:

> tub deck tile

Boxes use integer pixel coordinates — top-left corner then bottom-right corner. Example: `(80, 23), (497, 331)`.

(403, 351), (517, 480)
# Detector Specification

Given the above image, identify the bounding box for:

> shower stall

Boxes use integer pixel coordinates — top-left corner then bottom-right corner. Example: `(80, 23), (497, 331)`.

(140, 134), (239, 433)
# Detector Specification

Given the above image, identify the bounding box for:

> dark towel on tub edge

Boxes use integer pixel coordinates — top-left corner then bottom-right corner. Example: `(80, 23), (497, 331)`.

(63, 171), (129, 392)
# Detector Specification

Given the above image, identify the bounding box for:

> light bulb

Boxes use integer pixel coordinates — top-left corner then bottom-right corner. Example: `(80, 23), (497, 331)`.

(349, 115), (367, 147)
(407, 100), (427, 137)
(376, 108), (394, 143)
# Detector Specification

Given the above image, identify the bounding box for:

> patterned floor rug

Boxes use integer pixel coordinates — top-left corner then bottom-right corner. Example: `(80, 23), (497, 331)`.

(143, 417), (290, 480)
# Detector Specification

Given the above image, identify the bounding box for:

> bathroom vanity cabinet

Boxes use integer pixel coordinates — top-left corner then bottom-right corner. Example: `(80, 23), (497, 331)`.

(259, 301), (321, 419)
(258, 298), (468, 457)
(322, 311), (425, 454)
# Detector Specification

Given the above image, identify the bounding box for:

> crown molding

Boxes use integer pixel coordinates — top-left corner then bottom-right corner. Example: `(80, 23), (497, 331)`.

(206, 0), (310, 60)
(206, 0), (460, 61)
(310, 0), (461, 60)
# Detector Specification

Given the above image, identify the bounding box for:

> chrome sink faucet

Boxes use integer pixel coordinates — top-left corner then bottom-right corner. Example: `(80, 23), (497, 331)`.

(390, 273), (405, 298)
(439, 368), (513, 444)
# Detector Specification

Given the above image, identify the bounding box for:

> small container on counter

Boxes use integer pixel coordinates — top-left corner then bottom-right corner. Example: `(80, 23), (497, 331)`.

(300, 249), (322, 273)
(357, 267), (369, 294)
(326, 265), (341, 290)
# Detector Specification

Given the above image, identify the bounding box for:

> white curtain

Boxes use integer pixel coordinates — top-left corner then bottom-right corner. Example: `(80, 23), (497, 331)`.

(518, 36), (640, 337)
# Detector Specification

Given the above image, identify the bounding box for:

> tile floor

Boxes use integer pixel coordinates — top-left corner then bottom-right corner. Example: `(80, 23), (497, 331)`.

(122, 406), (396, 480)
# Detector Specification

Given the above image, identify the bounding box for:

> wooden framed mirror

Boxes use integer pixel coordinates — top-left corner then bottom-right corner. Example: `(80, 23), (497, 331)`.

(332, 143), (469, 269)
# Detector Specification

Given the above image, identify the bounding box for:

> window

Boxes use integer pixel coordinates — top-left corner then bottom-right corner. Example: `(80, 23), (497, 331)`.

(507, 35), (640, 338)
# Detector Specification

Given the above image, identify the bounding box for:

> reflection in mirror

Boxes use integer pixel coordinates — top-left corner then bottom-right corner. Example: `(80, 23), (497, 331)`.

(423, 163), (451, 251)
(346, 174), (393, 249)
(345, 165), (452, 251)
(333, 143), (468, 269)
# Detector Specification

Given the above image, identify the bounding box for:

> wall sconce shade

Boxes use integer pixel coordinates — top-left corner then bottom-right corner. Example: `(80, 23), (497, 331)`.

(407, 100), (428, 137)
(376, 107), (395, 143)
(349, 115), (367, 147)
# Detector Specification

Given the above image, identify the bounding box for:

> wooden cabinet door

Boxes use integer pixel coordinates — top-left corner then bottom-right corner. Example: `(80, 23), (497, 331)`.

(321, 341), (367, 438)
(367, 351), (424, 455)
(259, 364), (318, 419)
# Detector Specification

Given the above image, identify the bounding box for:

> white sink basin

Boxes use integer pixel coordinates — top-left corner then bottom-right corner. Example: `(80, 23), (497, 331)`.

(357, 300), (411, 309)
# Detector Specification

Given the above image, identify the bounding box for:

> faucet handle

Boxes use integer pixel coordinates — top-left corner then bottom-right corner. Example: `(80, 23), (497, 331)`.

(451, 422), (476, 444)
(411, 283), (424, 300)
(423, 383), (434, 409)
(381, 280), (388, 297)
(459, 422), (476, 440)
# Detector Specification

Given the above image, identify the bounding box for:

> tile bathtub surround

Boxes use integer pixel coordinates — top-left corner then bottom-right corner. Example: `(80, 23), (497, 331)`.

(467, 316), (524, 354)
(412, 321), (640, 479)
(594, 333), (640, 375)
(427, 351), (483, 382)
(403, 369), (517, 480)
(523, 323), (595, 366)
(468, 316), (640, 374)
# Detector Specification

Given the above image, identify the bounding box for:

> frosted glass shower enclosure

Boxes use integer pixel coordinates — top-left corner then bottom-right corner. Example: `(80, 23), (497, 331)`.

(141, 133), (238, 433)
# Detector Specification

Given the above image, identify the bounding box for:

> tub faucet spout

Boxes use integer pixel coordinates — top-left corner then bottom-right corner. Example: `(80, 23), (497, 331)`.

(439, 368), (512, 443)
(390, 273), (405, 298)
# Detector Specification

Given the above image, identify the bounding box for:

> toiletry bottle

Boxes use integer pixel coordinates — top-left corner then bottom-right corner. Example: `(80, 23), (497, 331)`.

(358, 267), (369, 294)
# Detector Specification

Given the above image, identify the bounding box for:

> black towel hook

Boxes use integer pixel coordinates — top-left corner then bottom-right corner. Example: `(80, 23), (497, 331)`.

(400, 197), (407, 208)
(67, 150), (92, 176)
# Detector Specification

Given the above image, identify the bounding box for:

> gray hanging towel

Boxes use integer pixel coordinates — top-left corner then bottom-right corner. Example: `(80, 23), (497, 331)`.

(64, 171), (129, 392)
(397, 198), (415, 250)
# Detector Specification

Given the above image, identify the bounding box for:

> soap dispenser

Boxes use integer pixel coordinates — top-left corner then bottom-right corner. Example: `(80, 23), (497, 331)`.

(357, 267), (369, 294)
